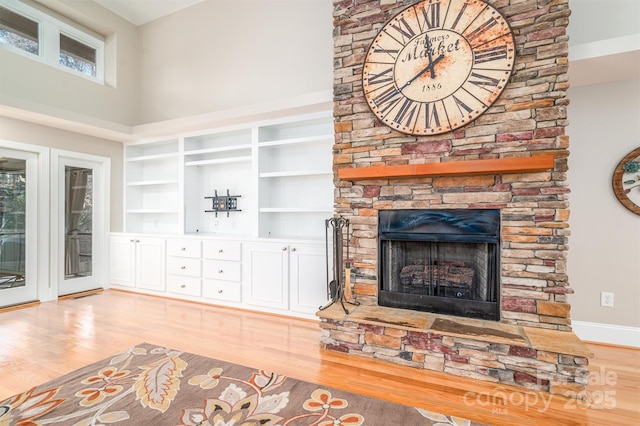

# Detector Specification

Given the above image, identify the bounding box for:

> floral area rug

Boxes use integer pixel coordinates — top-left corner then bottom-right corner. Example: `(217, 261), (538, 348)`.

(1, 342), (484, 425)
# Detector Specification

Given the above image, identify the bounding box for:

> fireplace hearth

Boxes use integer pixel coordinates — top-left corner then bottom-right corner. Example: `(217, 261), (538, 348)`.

(379, 209), (500, 320)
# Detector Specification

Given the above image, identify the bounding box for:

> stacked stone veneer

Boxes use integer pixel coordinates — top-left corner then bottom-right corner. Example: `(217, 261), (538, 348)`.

(322, 0), (591, 395)
(333, 0), (572, 329)
(320, 315), (590, 395)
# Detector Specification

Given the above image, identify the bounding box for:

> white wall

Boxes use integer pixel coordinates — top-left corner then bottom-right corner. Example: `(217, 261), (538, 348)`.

(567, 80), (640, 329)
(0, 116), (123, 233)
(137, 0), (333, 124)
(0, 0), (140, 126)
(568, 0), (639, 45)
(566, 0), (640, 336)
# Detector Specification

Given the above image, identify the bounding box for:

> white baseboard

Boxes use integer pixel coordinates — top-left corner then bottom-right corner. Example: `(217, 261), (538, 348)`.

(572, 320), (640, 348)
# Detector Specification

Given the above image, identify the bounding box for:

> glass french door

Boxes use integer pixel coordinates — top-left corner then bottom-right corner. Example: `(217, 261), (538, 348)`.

(0, 148), (38, 307)
(54, 152), (108, 297)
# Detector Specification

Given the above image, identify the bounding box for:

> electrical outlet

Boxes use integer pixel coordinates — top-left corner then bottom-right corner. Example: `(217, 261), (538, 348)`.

(600, 292), (614, 308)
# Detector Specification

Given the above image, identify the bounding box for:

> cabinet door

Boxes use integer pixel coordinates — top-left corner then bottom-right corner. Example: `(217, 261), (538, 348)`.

(109, 236), (135, 287)
(243, 242), (288, 309)
(136, 237), (166, 291)
(289, 243), (329, 314)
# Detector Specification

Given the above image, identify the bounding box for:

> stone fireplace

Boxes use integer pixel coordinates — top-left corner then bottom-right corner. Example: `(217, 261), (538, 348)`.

(318, 0), (593, 397)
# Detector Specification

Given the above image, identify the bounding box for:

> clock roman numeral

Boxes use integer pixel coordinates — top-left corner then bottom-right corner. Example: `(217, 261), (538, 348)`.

(372, 86), (403, 114)
(466, 17), (499, 43)
(450, 2), (468, 31)
(473, 45), (508, 63)
(373, 45), (400, 57)
(387, 17), (416, 43)
(418, 0), (441, 29)
(394, 98), (418, 128)
(468, 71), (500, 88)
(366, 67), (394, 86)
(452, 95), (474, 116)
(425, 102), (441, 129)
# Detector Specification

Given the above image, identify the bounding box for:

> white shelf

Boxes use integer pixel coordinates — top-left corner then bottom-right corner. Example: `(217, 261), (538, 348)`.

(259, 170), (331, 178)
(126, 152), (180, 162)
(185, 156), (252, 167)
(127, 179), (179, 186)
(184, 144), (252, 156)
(258, 134), (333, 148)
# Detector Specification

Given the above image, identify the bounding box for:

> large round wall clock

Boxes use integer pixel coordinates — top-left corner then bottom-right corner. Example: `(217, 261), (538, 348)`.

(612, 147), (640, 216)
(362, 0), (516, 135)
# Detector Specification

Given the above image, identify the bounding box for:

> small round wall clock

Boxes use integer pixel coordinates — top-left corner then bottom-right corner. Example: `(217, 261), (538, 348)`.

(612, 147), (640, 215)
(362, 0), (516, 135)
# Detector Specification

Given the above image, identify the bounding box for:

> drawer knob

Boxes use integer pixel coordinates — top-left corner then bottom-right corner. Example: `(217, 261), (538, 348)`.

(218, 249), (224, 253)
(218, 289), (223, 294)
(218, 269), (224, 273)
(282, 247), (287, 251)
(181, 247), (186, 251)
(180, 284), (186, 288)
(291, 247), (296, 252)
(181, 266), (186, 270)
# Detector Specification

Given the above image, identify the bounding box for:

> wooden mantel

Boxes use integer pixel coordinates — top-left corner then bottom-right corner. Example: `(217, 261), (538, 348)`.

(337, 155), (555, 180)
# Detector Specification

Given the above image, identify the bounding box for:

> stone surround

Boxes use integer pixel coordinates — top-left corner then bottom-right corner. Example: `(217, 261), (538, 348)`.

(320, 0), (593, 396)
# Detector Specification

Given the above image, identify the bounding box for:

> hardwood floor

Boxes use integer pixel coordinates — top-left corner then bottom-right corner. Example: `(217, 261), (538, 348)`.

(1, 290), (638, 425)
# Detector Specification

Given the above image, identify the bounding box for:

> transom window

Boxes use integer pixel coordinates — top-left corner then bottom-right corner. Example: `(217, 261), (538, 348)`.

(0, 1), (104, 83)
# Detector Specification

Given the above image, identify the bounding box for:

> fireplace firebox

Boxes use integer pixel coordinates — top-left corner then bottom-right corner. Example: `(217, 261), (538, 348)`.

(378, 209), (500, 320)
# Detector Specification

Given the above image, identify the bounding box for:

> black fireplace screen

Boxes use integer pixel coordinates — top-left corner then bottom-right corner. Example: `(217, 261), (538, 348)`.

(378, 209), (500, 320)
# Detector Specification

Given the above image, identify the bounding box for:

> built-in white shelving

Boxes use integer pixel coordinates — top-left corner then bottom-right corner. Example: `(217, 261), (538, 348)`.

(124, 138), (181, 234)
(123, 111), (334, 239)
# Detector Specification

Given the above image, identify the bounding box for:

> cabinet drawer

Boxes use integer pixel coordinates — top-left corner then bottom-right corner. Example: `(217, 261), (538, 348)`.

(202, 240), (241, 261)
(167, 256), (201, 277)
(202, 279), (241, 302)
(167, 275), (201, 297)
(167, 239), (201, 258)
(203, 260), (241, 282)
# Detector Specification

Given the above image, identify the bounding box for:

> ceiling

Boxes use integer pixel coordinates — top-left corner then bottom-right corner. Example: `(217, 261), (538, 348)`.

(93, 0), (205, 26)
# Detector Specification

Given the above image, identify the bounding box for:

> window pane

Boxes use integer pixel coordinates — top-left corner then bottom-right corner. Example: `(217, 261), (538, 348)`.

(59, 33), (96, 76)
(0, 6), (38, 55)
(65, 166), (93, 279)
(0, 158), (26, 290)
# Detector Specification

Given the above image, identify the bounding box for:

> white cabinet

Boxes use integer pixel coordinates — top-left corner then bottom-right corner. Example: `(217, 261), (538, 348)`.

(166, 238), (202, 297)
(289, 243), (330, 315)
(242, 241), (328, 314)
(110, 234), (325, 318)
(109, 236), (135, 286)
(109, 235), (165, 291)
(202, 240), (242, 303)
(243, 241), (289, 310)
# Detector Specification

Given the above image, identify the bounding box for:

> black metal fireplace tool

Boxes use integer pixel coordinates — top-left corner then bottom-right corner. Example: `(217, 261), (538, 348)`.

(319, 217), (359, 314)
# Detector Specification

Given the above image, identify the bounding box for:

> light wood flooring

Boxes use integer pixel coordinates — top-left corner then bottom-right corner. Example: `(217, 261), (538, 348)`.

(0, 290), (638, 425)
